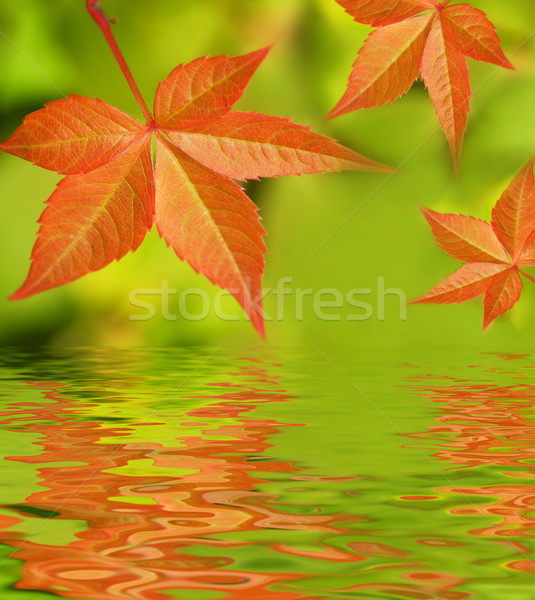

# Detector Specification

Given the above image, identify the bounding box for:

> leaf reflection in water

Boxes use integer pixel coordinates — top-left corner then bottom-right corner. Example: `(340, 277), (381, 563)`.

(1, 351), (535, 600)
(406, 372), (535, 574)
(0, 356), (364, 600)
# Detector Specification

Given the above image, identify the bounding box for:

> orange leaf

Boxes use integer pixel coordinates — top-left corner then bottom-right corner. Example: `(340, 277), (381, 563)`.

(165, 111), (391, 180)
(518, 231), (535, 267)
(483, 268), (522, 329)
(421, 15), (471, 171)
(154, 138), (266, 337)
(153, 48), (270, 129)
(492, 159), (535, 262)
(421, 207), (509, 264)
(0, 96), (144, 175)
(2, 49), (388, 337)
(443, 3), (514, 69)
(413, 160), (535, 328)
(11, 139), (154, 299)
(329, 1), (511, 169)
(334, 0), (434, 27)
(412, 262), (509, 304)
(328, 14), (432, 118)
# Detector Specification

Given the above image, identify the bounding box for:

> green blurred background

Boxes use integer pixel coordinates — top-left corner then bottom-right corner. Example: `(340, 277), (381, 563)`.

(0, 0), (534, 348)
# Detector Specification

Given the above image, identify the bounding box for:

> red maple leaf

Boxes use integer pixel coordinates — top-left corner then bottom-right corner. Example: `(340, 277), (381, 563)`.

(329, 0), (513, 170)
(412, 160), (535, 328)
(0, 2), (391, 338)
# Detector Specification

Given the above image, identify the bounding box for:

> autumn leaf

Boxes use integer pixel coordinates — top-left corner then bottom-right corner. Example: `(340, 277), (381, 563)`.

(0, 47), (391, 338)
(330, 0), (513, 170)
(412, 160), (535, 328)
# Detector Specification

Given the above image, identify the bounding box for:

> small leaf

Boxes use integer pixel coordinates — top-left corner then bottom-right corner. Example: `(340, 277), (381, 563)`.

(0, 96), (144, 175)
(153, 48), (270, 129)
(334, 0), (434, 27)
(443, 3), (514, 69)
(421, 15), (471, 170)
(411, 262), (509, 304)
(328, 15), (432, 119)
(491, 159), (535, 262)
(518, 231), (535, 266)
(11, 139), (154, 299)
(421, 207), (509, 264)
(155, 138), (266, 337)
(165, 111), (391, 180)
(414, 160), (535, 328)
(483, 268), (522, 329)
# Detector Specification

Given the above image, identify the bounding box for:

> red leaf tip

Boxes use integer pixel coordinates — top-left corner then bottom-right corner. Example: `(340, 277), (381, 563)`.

(9, 284), (32, 301)
(250, 310), (266, 339)
(237, 45), (272, 68)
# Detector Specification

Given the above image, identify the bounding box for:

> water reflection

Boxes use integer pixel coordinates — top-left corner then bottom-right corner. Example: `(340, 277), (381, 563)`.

(0, 350), (534, 599)
(0, 354), (364, 599)
(407, 372), (535, 577)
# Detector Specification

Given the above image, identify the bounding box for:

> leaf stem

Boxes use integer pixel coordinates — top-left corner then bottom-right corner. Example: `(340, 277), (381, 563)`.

(517, 267), (535, 285)
(86, 0), (153, 124)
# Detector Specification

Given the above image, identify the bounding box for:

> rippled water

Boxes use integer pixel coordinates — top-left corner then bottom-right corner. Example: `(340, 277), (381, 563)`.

(0, 347), (534, 599)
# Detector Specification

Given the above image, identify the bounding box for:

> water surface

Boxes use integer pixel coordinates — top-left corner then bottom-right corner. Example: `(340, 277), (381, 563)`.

(0, 347), (534, 599)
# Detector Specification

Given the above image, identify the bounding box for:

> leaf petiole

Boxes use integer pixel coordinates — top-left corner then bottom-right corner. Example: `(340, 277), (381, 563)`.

(86, 0), (153, 124)
(516, 267), (535, 285)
